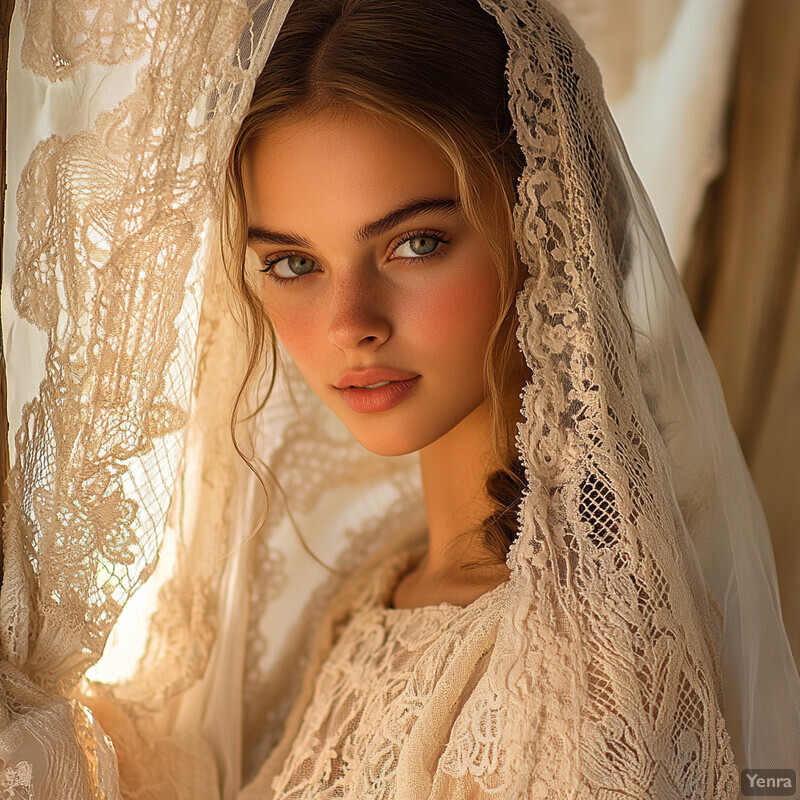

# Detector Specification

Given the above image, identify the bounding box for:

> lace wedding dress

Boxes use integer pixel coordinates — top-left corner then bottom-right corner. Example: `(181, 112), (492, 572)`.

(240, 545), (512, 799)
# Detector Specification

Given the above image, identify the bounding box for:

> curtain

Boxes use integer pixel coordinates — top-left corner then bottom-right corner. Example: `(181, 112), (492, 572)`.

(1, 3), (293, 796)
(683, 0), (800, 667)
(0, 0), (12, 540)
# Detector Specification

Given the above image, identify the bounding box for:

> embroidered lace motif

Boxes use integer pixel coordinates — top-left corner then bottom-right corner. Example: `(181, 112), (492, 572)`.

(244, 547), (510, 800)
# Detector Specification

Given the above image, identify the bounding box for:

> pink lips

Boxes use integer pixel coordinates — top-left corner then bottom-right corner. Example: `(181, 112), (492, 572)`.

(334, 367), (421, 414)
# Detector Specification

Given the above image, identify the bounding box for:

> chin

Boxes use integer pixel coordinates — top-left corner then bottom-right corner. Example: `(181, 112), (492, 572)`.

(347, 428), (426, 458)
(342, 417), (440, 458)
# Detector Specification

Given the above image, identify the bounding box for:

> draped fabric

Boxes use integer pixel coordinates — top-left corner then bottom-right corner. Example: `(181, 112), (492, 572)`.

(2, 1), (799, 798)
(1, 2), (295, 796)
(0, 1), (13, 539)
(683, 0), (800, 667)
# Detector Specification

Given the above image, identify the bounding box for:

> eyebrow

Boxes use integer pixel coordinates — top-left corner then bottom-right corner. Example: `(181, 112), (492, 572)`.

(247, 196), (460, 248)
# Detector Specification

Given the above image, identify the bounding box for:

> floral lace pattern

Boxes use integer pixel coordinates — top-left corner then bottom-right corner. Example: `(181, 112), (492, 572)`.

(477, 0), (738, 795)
(267, 548), (507, 799)
(2, 1), (293, 797)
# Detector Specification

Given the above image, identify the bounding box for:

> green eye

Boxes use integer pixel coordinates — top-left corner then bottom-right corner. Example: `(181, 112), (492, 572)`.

(261, 254), (318, 281)
(394, 235), (443, 258)
(411, 237), (438, 254)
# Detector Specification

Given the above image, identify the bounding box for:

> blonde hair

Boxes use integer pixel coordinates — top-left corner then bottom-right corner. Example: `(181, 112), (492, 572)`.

(221, 0), (528, 566)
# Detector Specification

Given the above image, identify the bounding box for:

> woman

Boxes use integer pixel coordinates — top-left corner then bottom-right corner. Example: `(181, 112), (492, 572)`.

(217, 0), (799, 798)
(1, 0), (797, 798)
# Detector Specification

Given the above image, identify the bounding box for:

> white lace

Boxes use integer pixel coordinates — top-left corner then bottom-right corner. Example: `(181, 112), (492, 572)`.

(248, 547), (507, 799)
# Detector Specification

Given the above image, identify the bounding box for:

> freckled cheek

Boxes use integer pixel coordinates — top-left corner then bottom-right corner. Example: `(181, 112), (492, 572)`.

(263, 302), (326, 371)
(405, 266), (499, 361)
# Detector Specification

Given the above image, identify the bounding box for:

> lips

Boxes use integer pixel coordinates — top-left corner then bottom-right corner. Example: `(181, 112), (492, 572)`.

(334, 367), (420, 389)
(334, 367), (423, 413)
(337, 376), (422, 414)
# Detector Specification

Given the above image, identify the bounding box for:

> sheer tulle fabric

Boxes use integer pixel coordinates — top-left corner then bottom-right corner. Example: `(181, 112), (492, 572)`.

(1, 1), (798, 798)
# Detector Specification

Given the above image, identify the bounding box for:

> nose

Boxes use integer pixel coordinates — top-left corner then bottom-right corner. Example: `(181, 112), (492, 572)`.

(327, 268), (391, 351)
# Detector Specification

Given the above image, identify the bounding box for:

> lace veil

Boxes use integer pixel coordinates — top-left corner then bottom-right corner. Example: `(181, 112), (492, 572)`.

(2, 0), (798, 797)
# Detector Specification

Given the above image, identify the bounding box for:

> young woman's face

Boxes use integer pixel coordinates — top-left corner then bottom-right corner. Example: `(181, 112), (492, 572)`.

(242, 109), (505, 457)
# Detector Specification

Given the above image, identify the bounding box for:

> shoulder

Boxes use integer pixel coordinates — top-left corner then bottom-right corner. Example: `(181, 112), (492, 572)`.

(326, 541), (428, 618)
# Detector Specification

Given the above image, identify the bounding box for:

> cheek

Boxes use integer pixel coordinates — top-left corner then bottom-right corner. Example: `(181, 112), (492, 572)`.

(407, 261), (499, 359)
(264, 302), (323, 369)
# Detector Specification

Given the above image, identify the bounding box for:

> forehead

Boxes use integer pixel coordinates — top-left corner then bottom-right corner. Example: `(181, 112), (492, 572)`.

(241, 109), (457, 233)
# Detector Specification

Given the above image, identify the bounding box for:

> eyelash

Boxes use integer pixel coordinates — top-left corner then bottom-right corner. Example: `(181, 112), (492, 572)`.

(258, 229), (452, 285)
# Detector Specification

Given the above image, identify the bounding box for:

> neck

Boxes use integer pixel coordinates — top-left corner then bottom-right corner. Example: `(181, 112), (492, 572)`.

(417, 381), (524, 585)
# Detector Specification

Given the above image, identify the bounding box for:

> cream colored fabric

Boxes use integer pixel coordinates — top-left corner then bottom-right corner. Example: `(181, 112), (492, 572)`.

(683, 0), (800, 668)
(240, 544), (510, 799)
(1, 1), (295, 797)
(2, 0), (799, 798)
